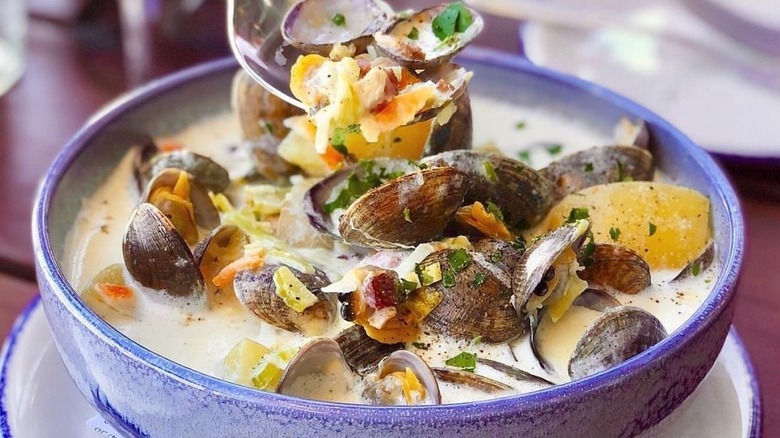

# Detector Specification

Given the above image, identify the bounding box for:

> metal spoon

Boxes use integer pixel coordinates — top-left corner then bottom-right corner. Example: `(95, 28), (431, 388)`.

(228, 0), (306, 109)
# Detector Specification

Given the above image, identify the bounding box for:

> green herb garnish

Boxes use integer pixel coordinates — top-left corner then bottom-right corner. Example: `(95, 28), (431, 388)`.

(432, 2), (473, 41)
(649, 222), (657, 236)
(403, 207), (412, 223)
(415, 263), (435, 286)
(567, 207), (589, 223)
(264, 122), (275, 135)
(442, 269), (457, 288)
(512, 235), (527, 253)
(445, 351), (477, 372)
(407, 27), (419, 40)
(515, 121), (526, 130)
(483, 160), (498, 184)
(581, 232), (596, 267)
(517, 150), (531, 163)
(412, 342), (429, 350)
(691, 262), (701, 276)
(447, 248), (472, 272)
(346, 123), (361, 133)
(489, 251), (502, 263)
(609, 227), (621, 241)
(485, 201), (504, 222)
(472, 272), (487, 288)
(546, 143), (563, 155)
(331, 127), (346, 148)
(331, 13), (346, 26)
(584, 162), (594, 172)
(323, 161), (404, 213)
(616, 160), (634, 182)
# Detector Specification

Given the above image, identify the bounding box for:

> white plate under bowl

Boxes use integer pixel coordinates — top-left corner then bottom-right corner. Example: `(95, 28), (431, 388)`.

(0, 297), (762, 437)
(519, 1), (780, 161)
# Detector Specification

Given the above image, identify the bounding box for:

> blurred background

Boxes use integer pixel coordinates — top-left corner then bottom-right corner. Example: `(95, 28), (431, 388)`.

(0, 0), (778, 435)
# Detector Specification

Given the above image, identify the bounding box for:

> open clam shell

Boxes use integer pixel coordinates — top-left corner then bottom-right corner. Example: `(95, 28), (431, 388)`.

(334, 325), (404, 374)
(374, 3), (484, 70)
(122, 203), (206, 299)
(276, 339), (356, 400)
(540, 145), (654, 202)
(145, 151), (231, 194)
(281, 0), (394, 56)
(422, 151), (554, 228)
(363, 350), (442, 405)
(568, 306), (667, 380)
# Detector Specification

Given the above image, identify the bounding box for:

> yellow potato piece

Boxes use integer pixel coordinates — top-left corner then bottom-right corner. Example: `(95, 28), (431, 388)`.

(531, 182), (711, 270)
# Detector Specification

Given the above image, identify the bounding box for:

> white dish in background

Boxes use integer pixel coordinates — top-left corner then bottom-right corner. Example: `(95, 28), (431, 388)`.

(0, 297), (762, 437)
(518, 0), (780, 160)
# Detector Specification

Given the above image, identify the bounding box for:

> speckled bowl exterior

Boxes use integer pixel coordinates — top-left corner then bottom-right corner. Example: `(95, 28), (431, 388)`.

(33, 48), (744, 438)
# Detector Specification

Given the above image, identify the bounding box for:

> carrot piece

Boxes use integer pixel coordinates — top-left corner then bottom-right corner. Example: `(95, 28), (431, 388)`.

(212, 255), (265, 289)
(95, 283), (134, 300)
(159, 141), (184, 152)
(319, 145), (346, 169)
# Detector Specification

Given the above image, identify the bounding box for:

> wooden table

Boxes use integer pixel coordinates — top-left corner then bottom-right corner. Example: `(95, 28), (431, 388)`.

(0, 2), (777, 436)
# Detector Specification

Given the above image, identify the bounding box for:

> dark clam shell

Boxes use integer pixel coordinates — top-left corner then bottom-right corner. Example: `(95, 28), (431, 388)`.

(432, 367), (512, 393)
(476, 357), (554, 386)
(231, 69), (303, 141)
(146, 151), (231, 194)
(233, 264), (334, 335)
(420, 250), (522, 343)
(122, 203), (206, 299)
(672, 241), (715, 282)
(374, 3), (484, 70)
(422, 151), (554, 229)
(472, 239), (523, 276)
(540, 145), (653, 203)
(425, 87), (473, 155)
(281, 0), (393, 56)
(568, 306), (667, 380)
(577, 244), (651, 295)
(334, 325), (403, 374)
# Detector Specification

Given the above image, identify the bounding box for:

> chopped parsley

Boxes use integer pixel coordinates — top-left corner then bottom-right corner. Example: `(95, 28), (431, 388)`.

(472, 272), (487, 287)
(515, 121), (527, 130)
(445, 351), (477, 372)
(331, 127), (347, 148)
(447, 248), (472, 272)
(346, 123), (361, 133)
(649, 222), (657, 236)
(489, 251), (502, 263)
(323, 161), (405, 213)
(616, 160), (634, 182)
(511, 235), (527, 253)
(331, 13), (346, 26)
(403, 207), (412, 223)
(442, 269), (457, 287)
(584, 162), (594, 172)
(581, 232), (596, 267)
(412, 342), (429, 350)
(517, 150), (531, 163)
(432, 2), (473, 41)
(485, 201), (504, 222)
(545, 143), (563, 155)
(407, 27), (419, 40)
(609, 227), (621, 241)
(264, 121), (275, 135)
(483, 160), (498, 184)
(566, 207), (589, 223)
(691, 262), (701, 277)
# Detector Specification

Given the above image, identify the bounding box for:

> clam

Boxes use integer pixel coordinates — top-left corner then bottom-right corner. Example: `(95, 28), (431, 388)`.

(540, 145), (654, 202)
(144, 151), (231, 194)
(233, 263), (335, 335)
(471, 239), (524, 276)
(577, 244), (651, 295)
(374, 3), (484, 70)
(142, 168), (221, 245)
(425, 86), (473, 155)
(306, 159), (471, 248)
(422, 151), (554, 229)
(511, 220), (591, 321)
(231, 69), (303, 140)
(122, 203), (206, 299)
(363, 350), (442, 405)
(568, 306), (667, 380)
(334, 325), (404, 374)
(432, 367), (512, 393)
(571, 288), (621, 312)
(277, 339), (441, 405)
(281, 0), (393, 56)
(673, 241), (715, 282)
(420, 249), (523, 343)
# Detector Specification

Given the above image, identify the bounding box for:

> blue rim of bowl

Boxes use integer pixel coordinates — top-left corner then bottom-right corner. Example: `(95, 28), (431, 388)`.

(0, 299), (761, 437)
(32, 46), (745, 425)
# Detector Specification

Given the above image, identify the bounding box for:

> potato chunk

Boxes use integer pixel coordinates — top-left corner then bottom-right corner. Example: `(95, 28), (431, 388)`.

(531, 182), (711, 270)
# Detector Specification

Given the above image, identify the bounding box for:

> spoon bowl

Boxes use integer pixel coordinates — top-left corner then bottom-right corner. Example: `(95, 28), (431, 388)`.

(228, 0), (306, 109)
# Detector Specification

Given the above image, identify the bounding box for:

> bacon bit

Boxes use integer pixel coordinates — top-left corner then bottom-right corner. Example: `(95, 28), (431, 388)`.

(436, 79), (453, 92)
(159, 141), (184, 152)
(95, 283), (134, 300)
(455, 202), (513, 240)
(363, 271), (399, 310)
(212, 254), (265, 289)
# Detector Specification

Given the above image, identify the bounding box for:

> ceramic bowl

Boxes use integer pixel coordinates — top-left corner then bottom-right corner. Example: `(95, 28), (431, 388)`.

(32, 48), (744, 438)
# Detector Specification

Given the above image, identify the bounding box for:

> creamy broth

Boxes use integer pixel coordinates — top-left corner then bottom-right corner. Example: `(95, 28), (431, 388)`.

(63, 95), (716, 404)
